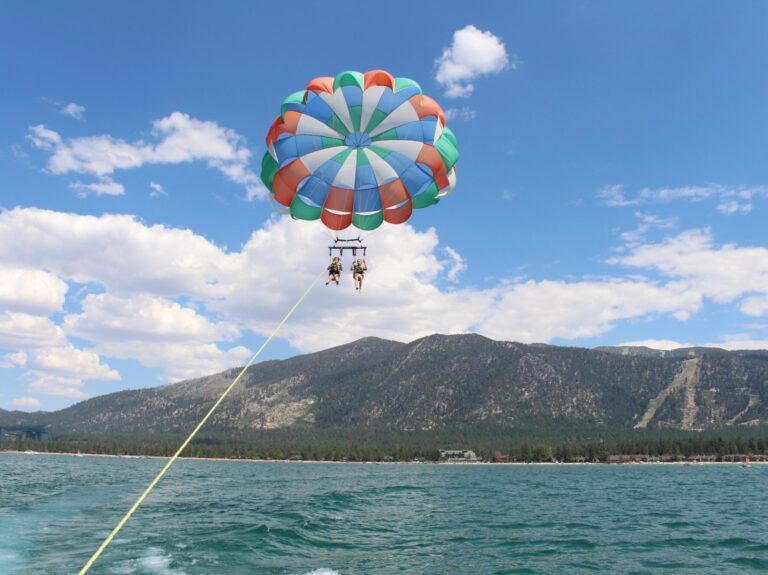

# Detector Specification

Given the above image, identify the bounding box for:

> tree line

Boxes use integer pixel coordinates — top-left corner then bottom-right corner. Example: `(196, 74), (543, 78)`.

(4, 427), (767, 462)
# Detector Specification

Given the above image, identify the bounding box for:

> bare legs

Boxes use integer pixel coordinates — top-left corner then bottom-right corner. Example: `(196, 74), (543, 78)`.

(326, 272), (340, 285)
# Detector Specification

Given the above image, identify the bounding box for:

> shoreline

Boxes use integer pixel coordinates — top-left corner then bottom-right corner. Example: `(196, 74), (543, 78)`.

(2, 450), (764, 466)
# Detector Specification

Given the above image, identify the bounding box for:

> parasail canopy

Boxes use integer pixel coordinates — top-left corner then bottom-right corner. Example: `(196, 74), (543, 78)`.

(260, 70), (458, 231)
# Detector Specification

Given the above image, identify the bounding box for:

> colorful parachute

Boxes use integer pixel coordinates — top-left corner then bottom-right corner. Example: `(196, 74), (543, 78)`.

(260, 70), (458, 231)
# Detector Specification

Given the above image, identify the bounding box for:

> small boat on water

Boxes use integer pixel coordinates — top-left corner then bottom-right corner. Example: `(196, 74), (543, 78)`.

(741, 456), (751, 468)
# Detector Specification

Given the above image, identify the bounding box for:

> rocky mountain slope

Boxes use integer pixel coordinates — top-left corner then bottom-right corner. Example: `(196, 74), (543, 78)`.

(4, 335), (768, 437)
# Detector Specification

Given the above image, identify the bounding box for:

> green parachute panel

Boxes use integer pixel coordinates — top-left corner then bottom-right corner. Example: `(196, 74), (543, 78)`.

(440, 126), (458, 148)
(352, 211), (384, 230)
(394, 77), (422, 94)
(434, 134), (459, 171)
(412, 181), (440, 209)
(260, 152), (278, 191)
(333, 70), (365, 91)
(363, 108), (389, 133)
(327, 114), (350, 137)
(290, 196), (322, 221)
(371, 128), (399, 142)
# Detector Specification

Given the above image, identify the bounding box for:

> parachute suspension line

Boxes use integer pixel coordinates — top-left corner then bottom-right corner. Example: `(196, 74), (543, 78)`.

(77, 268), (326, 575)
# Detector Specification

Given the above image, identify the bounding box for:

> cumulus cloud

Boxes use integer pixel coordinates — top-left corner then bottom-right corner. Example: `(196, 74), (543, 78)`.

(0, 207), (234, 298)
(4, 206), (768, 405)
(435, 25), (511, 98)
(0, 268), (68, 315)
(612, 228), (768, 303)
(1, 337), (119, 398)
(27, 112), (267, 200)
(10, 396), (42, 408)
(0, 351), (27, 369)
(63, 293), (249, 381)
(0, 208), (700, 358)
(479, 279), (701, 343)
(598, 183), (768, 214)
(0, 312), (68, 349)
(59, 102), (86, 120)
(741, 295), (768, 317)
(27, 373), (90, 398)
(24, 345), (119, 382)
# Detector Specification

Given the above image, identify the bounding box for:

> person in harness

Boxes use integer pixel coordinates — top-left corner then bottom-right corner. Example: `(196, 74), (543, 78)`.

(326, 256), (342, 285)
(350, 258), (367, 292)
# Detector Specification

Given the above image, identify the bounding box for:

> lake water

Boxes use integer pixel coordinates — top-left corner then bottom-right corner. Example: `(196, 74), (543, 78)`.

(1, 452), (766, 574)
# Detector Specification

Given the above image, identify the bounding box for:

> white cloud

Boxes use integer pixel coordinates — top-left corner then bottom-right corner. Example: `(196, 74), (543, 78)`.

(24, 345), (119, 382)
(741, 295), (768, 317)
(0, 268), (68, 315)
(708, 334), (768, 350)
(0, 312), (68, 349)
(444, 107), (478, 122)
(64, 293), (239, 342)
(5, 344), (120, 399)
(435, 25), (510, 98)
(619, 212), (676, 245)
(478, 279), (701, 343)
(597, 184), (637, 207)
(618, 335), (768, 352)
(69, 176), (125, 197)
(27, 373), (89, 398)
(91, 341), (251, 383)
(639, 186), (714, 203)
(27, 125), (61, 150)
(618, 339), (693, 350)
(9, 396), (42, 408)
(62, 293), (247, 380)
(443, 247), (467, 282)
(5, 207), (767, 400)
(0, 351), (27, 368)
(717, 200), (752, 215)
(149, 181), (166, 197)
(0, 207), (235, 298)
(599, 183), (768, 214)
(59, 102), (86, 120)
(612, 228), (768, 303)
(27, 112), (266, 200)
(0, 312), (119, 398)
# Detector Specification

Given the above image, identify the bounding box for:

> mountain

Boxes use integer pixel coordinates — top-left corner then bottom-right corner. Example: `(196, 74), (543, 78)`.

(4, 335), (768, 437)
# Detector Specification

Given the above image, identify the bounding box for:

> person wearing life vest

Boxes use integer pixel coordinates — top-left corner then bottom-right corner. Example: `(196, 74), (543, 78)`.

(326, 256), (342, 286)
(350, 258), (367, 292)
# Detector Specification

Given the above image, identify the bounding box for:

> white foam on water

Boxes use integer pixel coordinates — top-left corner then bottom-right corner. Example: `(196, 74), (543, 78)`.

(302, 570), (340, 575)
(139, 547), (186, 575)
(110, 547), (186, 575)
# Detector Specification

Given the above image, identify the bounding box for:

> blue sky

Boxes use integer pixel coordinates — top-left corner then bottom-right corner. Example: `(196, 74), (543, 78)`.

(2, 1), (768, 411)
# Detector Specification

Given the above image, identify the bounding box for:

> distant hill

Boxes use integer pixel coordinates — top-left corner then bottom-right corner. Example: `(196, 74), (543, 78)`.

(4, 335), (768, 438)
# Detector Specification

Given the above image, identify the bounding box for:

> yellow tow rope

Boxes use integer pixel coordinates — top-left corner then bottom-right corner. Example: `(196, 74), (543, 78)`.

(78, 269), (324, 574)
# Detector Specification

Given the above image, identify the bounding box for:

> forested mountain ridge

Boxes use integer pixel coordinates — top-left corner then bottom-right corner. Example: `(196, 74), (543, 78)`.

(3, 334), (768, 437)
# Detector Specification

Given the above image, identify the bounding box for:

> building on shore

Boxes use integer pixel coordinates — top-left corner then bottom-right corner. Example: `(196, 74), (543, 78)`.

(439, 449), (479, 462)
(0, 426), (49, 441)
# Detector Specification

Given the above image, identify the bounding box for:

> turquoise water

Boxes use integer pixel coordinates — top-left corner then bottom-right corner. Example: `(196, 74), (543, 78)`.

(1, 453), (766, 574)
